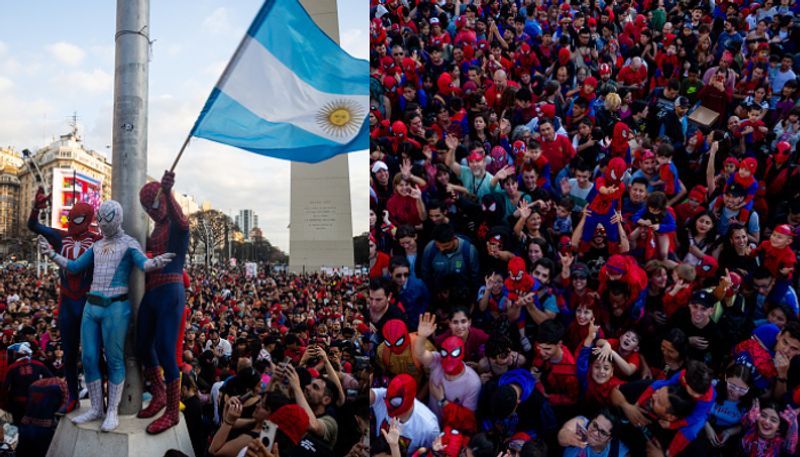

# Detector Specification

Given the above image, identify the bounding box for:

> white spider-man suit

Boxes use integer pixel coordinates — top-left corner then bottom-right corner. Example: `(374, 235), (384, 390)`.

(39, 200), (174, 432)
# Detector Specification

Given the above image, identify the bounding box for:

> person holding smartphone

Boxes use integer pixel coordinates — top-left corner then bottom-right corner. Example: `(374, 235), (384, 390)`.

(281, 347), (343, 448)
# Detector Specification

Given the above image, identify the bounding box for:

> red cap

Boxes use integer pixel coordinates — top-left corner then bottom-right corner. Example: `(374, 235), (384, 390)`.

(599, 63), (612, 75)
(588, 17), (597, 27)
(539, 103), (556, 119)
(270, 404), (310, 445)
(584, 76), (598, 88)
(724, 156), (740, 167)
(775, 224), (796, 237)
(606, 255), (627, 275)
(688, 185), (707, 203)
(741, 157), (758, 175)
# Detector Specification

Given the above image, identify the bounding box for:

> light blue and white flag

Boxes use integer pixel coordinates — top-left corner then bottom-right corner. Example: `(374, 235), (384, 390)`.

(191, 0), (368, 163)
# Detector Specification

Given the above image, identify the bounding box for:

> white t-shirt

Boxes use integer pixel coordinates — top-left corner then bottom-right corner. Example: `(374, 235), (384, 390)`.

(372, 388), (440, 456)
(205, 338), (233, 357)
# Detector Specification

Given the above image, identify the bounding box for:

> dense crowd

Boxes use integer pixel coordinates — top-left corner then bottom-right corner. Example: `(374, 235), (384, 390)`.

(369, 0), (800, 456)
(0, 263), (370, 457)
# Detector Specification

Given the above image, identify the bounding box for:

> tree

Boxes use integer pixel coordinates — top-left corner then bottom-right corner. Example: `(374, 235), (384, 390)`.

(189, 210), (235, 266)
(354, 232), (369, 266)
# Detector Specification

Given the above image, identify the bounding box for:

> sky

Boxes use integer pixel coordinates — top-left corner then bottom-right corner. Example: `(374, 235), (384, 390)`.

(0, 0), (368, 253)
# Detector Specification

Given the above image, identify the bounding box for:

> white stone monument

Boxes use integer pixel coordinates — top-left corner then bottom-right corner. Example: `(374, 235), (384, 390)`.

(289, 0), (356, 272)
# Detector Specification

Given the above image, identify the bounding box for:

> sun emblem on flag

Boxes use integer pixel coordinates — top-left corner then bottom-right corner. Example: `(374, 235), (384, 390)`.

(316, 99), (366, 138)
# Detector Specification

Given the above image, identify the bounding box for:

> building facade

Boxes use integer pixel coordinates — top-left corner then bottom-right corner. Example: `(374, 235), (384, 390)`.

(17, 127), (112, 235)
(0, 148), (22, 256)
(235, 209), (259, 241)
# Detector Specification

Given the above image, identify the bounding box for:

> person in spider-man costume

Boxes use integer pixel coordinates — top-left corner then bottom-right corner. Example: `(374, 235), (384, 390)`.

(27, 188), (100, 413)
(581, 157), (627, 253)
(135, 170), (190, 434)
(505, 256), (536, 303)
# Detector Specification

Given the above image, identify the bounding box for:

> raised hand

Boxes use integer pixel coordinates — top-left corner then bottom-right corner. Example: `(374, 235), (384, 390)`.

(418, 313), (437, 338)
(161, 170), (176, 192)
(445, 135), (459, 151)
(400, 158), (412, 178)
(38, 236), (53, 256)
(34, 187), (51, 210)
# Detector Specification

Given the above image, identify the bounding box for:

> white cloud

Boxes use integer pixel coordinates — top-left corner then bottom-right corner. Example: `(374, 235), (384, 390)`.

(0, 77), (13, 93)
(52, 69), (113, 94)
(340, 29), (368, 59)
(202, 7), (232, 35)
(89, 44), (115, 63)
(46, 42), (86, 66)
(0, 41), (7, 56)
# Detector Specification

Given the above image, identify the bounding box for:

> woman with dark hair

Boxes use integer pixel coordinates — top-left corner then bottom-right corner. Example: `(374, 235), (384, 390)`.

(653, 328), (689, 380)
(717, 223), (758, 278)
(703, 363), (755, 455)
(678, 210), (720, 266)
(525, 237), (552, 269)
(433, 307), (490, 364)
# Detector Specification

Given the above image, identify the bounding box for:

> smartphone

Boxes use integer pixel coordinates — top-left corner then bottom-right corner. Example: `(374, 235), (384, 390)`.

(280, 356), (292, 384)
(260, 420), (279, 452)
(576, 422), (588, 443)
(239, 391), (255, 402)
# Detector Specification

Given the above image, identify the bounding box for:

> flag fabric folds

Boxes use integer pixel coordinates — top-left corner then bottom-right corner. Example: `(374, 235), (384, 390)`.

(191, 0), (369, 163)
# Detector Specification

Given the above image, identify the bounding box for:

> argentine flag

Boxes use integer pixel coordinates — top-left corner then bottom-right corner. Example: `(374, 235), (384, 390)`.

(191, 0), (368, 163)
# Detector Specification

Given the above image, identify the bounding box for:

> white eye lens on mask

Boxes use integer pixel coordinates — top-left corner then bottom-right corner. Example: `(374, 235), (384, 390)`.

(389, 396), (403, 408)
(395, 336), (405, 347)
(71, 216), (85, 225)
(450, 347), (462, 357)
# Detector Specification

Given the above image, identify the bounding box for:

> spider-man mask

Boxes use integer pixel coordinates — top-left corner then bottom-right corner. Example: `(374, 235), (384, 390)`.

(383, 319), (410, 354)
(67, 202), (94, 237)
(439, 427), (468, 457)
(508, 256), (526, 281)
(385, 374), (416, 417)
(775, 141), (792, 165)
(605, 157), (627, 185)
(139, 181), (168, 222)
(440, 336), (465, 376)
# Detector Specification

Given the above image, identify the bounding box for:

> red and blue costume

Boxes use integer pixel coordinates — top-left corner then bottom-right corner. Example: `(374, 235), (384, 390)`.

(27, 189), (99, 412)
(136, 171), (190, 434)
(637, 369), (715, 457)
(581, 157), (627, 253)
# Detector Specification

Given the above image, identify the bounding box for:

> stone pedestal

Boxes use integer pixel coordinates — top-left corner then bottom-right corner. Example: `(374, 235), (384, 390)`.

(46, 402), (194, 457)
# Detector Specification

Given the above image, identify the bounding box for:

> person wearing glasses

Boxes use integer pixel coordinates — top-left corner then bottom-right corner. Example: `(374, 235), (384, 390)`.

(558, 409), (630, 457)
(703, 363), (754, 455)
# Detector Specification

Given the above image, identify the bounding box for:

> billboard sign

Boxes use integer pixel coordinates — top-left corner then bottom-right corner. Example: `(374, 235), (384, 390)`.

(50, 169), (103, 231)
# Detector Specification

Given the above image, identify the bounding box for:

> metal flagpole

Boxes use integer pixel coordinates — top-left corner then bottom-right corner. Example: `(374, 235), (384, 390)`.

(112, 0), (150, 415)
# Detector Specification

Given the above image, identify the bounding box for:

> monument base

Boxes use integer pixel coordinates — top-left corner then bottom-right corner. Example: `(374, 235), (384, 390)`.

(46, 400), (194, 457)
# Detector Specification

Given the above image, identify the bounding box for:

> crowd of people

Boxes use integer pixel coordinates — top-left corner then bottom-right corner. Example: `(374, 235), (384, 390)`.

(0, 262), (371, 457)
(369, 0), (800, 456)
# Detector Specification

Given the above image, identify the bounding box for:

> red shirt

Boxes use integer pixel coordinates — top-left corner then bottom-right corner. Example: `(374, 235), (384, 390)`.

(370, 252), (390, 279)
(755, 241), (796, 278)
(532, 343), (579, 406)
(540, 134), (575, 175)
(386, 194), (422, 226)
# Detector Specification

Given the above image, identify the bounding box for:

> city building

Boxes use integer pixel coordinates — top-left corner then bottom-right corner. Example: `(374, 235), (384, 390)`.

(17, 125), (112, 234)
(235, 209), (259, 241)
(0, 147), (23, 255)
